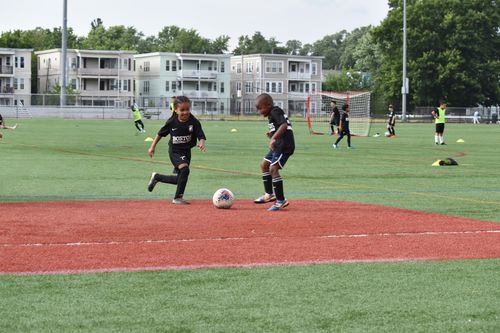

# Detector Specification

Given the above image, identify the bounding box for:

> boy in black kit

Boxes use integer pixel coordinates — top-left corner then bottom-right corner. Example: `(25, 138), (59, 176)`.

(387, 104), (396, 137)
(329, 100), (340, 135)
(332, 104), (353, 149)
(147, 96), (206, 204)
(254, 93), (295, 211)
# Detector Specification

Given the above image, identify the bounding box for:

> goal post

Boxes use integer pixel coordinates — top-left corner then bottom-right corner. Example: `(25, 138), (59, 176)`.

(306, 91), (371, 136)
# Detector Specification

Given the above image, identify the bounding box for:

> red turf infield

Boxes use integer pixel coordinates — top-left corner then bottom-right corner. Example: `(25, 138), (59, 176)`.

(1, 200), (499, 275)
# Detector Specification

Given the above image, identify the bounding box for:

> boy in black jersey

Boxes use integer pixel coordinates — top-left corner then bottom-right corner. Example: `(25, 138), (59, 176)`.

(387, 105), (396, 137)
(332, 104), (353, 149)
(329, 100), (340, 135)
(147, 96), (206, 204)
(254, 93), (295, 211)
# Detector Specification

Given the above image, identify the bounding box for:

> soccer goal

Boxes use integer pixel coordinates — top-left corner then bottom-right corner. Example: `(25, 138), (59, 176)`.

(306, 91), (371, 136)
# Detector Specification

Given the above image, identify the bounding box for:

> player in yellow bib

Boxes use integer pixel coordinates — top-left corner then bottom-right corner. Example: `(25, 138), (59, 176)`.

(431, 101), (446, 145)
(131, 103), (145, 133)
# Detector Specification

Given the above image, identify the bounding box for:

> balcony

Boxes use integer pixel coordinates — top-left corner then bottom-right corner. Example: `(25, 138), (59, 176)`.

(78, 68), (119, 77)
(0, 65), (14, 75)
(0, 86), (14, 94)
(288, 72), (311, 80)
(182, 90), (219, 99)
(178, 70), (217, 80)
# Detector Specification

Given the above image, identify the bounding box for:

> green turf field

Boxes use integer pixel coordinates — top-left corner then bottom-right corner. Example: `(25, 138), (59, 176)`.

(1, 118), (499, 332)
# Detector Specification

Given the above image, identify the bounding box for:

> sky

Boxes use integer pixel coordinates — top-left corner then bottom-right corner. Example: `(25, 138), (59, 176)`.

(1, 0), (390, 50)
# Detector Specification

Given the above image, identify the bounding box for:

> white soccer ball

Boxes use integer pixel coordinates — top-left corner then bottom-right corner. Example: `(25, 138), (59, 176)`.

(212, 188), (235, 209)
(385, 131), (391, 137)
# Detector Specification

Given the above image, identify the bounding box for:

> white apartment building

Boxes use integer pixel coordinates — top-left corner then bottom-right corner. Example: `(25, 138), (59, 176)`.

(230, 54), (323, 115)
(134, 52), (231, 114)
(36, 49), (136, 106)
(0, 48), (32, 106)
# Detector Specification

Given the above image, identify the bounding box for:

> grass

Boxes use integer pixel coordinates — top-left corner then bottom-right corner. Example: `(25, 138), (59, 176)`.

(1, 118), (499, 332)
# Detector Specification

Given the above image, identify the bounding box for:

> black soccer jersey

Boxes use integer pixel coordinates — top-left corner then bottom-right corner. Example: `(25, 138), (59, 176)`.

(388, 111), (395, 125)
(157, 115), (206, 151)
(340, 111), (350, 131)
(268, 106), (295, 154)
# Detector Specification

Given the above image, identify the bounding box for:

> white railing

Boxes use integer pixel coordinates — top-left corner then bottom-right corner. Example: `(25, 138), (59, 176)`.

(178, 70), (217, 79)
(288, 72), (311, 80)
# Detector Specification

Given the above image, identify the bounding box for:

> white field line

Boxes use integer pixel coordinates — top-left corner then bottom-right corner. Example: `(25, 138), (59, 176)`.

(2, 229), (500, 248)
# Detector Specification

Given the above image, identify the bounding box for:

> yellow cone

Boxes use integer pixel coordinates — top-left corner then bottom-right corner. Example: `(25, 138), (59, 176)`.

(432, 160), (442, 166)
(144, 137), (154, 142)
(456, 138), (465, 143)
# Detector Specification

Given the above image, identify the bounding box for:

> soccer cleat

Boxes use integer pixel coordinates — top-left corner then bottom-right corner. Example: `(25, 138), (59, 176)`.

(332, 144), (338, 149)
(440, 142), (446, 145)
(348, 146), (355, 149)
(254, 193), (276, 204)
(12, 124), (18, 129)
(147, 172), (158, 192)
(172, 198), (190, 205)
(268, 199), (289, 211)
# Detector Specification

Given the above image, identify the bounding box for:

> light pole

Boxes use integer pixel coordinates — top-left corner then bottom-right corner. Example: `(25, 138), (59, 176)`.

(60, 0), (68, 107)
(401, 0), (408, 121)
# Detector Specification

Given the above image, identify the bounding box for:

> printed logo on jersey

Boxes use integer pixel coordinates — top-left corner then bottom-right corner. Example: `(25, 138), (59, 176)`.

(172, 135), (192, 144)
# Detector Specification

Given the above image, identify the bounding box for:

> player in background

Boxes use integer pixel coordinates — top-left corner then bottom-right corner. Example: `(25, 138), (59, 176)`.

(332, 104), (353, 149)
(431, 101), (447, 145)
(473, 110), (480, 124)
(0, 113), (18, 130)
(254, 93), (295, 211)
(387, 104), (396, 137)
(131, 103), (145, 133)
(147, 96), (206, 204)
(329, 100), (340, 135)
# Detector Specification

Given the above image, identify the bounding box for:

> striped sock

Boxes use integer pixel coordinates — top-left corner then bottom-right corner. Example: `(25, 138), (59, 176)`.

(272, 177), (284, 201)
(262, 172), (273, 195)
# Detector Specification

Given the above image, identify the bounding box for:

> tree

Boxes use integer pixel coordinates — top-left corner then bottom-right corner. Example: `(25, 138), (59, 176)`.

(323, 69), (371, 92)
(233, 32), (279, 54)
(373, 0), (500, 107)
(309, 31), (348, 69)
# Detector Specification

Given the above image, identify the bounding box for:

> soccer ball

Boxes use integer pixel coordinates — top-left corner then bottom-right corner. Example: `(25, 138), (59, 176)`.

(212, 188), (235, 209)
(385, 131), (391, 137)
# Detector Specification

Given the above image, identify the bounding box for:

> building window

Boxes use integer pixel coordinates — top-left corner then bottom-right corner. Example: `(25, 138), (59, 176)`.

(13, 78), (18, 89)
(220, 61), (225, 72)
(255, 81), (261, 93)
(265, 81), (283, 94)
(172, 61), (177, 71)
(220, 82), (224, 93)
(236, 81), (242, 93)
(71, 58), (77, 69)
(143, 61), (150, 72)
(166, 60), (170, 71)
(246, 62), (253, 73)
(265, 61), (283, 73)
(311, 82), (317, 93)
(312, 63), (317, 75)
(15, 57), (18, 68)
(71, 79), (76, 90)
(256, 61), (260, 73)
(236, 63), (242, 74)
(123, 80), (128, 92)
(171, 81), (176, 92)
(143, 81), (150, 93)
(165, 81), (170, 92)
(245, 81), (252, 93)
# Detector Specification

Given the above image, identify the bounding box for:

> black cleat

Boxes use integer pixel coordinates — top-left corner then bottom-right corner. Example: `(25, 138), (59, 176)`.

(148, 172), (158, 192)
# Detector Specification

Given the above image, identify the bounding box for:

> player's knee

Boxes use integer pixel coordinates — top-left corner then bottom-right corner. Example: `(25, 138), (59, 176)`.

(260, 160), (270, 171)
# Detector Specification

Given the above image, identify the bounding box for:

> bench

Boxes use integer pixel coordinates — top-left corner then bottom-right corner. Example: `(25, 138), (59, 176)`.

(142, 109), (162, 119)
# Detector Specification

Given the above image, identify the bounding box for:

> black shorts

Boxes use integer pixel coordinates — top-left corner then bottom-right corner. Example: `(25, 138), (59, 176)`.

(435, 123), (445, 133)
(264, 150), (293, 169)
(169, 149), (191, 170)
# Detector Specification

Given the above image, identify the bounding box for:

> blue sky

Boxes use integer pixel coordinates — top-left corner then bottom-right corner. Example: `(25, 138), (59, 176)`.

(2, 0), (389, 49)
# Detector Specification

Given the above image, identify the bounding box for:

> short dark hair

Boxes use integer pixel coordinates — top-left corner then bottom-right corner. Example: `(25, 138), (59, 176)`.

(342, 104), (349, 111)
(257, 93), (274, 105)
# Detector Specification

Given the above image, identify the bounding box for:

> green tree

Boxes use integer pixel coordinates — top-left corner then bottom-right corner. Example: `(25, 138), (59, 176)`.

(373, 0), (500, 107)
(323, 69), (371, 92)
(233, 32), (279, 54)
(309, 31), (348, 69)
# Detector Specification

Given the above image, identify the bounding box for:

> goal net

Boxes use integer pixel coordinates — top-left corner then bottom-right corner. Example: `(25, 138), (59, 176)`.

(306, 91), (371, 136)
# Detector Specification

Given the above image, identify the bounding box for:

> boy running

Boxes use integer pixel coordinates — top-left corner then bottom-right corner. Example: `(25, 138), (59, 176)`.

(254, 93), (295, 211)
(147, 96), (206, 204)
(131, 103), (145, 133)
